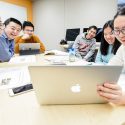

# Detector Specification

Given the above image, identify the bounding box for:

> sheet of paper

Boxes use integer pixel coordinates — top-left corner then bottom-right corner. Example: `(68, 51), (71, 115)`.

(44, 55), (69, 65)
(9, 55), (36, 64)
(0, 66), (31, 89)
(45, 50), (69, 56)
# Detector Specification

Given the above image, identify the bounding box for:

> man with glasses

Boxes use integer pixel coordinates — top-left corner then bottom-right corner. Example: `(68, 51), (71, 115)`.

(73, 25), (97, 62)
(15, 21), (45, 53)
(0, 17), (22, 62)
(97, 7), (125, 105)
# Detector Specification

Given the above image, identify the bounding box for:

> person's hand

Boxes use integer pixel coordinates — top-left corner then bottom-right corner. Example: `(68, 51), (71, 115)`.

(97, 82), (125, 105)
(22, 34), (30, 40)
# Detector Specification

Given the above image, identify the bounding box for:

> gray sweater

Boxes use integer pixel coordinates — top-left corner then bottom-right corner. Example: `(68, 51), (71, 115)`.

(73, 33), (96, 61)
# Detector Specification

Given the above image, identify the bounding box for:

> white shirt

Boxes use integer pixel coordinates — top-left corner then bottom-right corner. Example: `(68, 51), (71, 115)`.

(108, 45), (125, 91)
(109, 45), (125, 72)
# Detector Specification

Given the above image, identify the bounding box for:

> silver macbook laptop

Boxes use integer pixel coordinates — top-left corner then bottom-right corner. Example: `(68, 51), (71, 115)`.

(19, 43), (40, 50)
(28, 65), (122, 105)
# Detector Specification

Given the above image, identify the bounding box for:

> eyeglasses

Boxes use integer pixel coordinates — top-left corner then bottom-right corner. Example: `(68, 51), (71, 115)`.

(25, 30), (34, 32)
(113, 29), (125, 36)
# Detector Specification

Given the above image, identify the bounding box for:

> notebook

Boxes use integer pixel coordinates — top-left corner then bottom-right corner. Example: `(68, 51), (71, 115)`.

(28, 65), (123, 105)
(19, 43), (40, 55)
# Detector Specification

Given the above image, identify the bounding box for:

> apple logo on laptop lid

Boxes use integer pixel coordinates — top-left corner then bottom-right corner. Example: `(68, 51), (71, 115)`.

(71, 84), (80, 93)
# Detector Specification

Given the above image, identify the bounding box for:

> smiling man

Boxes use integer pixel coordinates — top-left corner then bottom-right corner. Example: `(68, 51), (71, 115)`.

(0, 18), (22, 62)
(14, 21), (45, 53)
(73, 25), (97, 62)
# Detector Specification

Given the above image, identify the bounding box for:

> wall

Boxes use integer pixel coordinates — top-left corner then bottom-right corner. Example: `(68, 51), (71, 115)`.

(33, 0), (117, 50)
(65, 0), (117, 28)
(0, 1), (27, 23)
(33, 0), (65, 50)
(0, 0), (33, 22)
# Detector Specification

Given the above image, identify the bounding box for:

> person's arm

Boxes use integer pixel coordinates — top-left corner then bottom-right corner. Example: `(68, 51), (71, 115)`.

(108, 45), (124, 65)
(0, 38), (13, 62)
(72, 35), (82, 59)
(109, 45), (125, 72)
(84, 41), (96, 60)
(95, 49), (104, 64)
(97, 82), (125, 105)
(33, 35), (45, 53)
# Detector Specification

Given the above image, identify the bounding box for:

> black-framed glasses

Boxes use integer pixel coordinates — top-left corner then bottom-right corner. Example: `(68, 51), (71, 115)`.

(113, 29), (125, 36)
(25, 29), (34, 32)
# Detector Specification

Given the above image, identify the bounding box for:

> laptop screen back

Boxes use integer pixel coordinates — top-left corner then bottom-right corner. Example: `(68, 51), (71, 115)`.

(29, 65), (122, 105)
(19, 43), (40, 55)
(19, 43), (40, 50)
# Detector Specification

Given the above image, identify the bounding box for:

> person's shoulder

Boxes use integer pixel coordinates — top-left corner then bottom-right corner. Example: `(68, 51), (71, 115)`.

(0, 32), (6, 38)
(15, 35), (22, 39)
(121, 45), (125, 49)
(16, 35), (22, 38)
(117, 45), (125, 51)
(0, 35), (5, 39)
(91, 38), (96, 43)
(32, 35), (39, 39)
(119, 45), (125, 54)
(0, 33), (6, 41)
(81, 33), (86, 37)
(32, 35), (41, 42)
(76, 33), (85, 39)
(14, 35), (22, 42)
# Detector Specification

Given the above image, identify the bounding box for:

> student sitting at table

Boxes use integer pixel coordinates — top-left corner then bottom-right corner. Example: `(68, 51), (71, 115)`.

(95, 20), (121, 65)
(73, 25), (97, 62)
(0, 17), (22, 62)
(15, 21), (45, 53)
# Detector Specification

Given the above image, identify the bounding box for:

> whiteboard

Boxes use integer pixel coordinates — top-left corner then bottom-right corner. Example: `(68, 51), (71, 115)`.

(0, 1), (27, 23)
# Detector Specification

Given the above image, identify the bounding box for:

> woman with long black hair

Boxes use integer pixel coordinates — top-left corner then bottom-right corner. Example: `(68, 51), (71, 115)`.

(95, 20), (121, 64)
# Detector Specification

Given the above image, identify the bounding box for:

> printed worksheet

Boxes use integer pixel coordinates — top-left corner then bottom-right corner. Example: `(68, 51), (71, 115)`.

(0, 66), (31, 89)
(9, 55), (36, 64)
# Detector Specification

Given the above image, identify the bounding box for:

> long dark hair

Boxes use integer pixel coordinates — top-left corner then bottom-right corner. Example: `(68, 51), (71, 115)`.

(100, 20), (121, 55)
